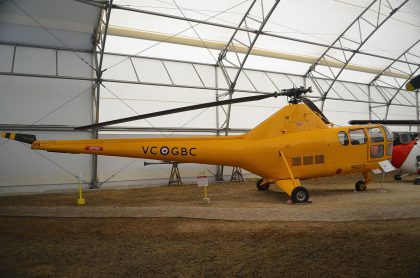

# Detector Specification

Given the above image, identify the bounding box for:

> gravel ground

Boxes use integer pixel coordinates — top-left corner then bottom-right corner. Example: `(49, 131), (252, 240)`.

(0, 174), (419, 277)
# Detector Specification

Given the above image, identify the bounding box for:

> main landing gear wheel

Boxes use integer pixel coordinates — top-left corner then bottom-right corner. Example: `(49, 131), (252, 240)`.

(355, 180), (367, 191)
(256, 178), (270, 191)
(291, 186), (309, 203)
(394, 174), (402, 181)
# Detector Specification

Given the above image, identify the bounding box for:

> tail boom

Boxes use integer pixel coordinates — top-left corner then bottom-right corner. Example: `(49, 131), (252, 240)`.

(26, 136), (248, 166)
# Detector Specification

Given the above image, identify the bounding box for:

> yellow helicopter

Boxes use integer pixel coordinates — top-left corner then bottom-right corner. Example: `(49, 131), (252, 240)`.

(1, 87), (394, 203)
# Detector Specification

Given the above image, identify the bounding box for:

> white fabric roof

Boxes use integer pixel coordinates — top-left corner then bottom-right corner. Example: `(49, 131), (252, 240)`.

(106, 0), (420, 83)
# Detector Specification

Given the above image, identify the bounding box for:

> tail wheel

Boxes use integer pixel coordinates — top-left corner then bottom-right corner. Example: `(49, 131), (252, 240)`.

(291, 186), (309, 203)
(355, 180), (367, 191)
(394, 174), (402, 181)
(256, 178), (270, 191)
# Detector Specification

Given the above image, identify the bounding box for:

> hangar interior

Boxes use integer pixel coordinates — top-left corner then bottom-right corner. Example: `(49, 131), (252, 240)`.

(0, 0), (419, 194)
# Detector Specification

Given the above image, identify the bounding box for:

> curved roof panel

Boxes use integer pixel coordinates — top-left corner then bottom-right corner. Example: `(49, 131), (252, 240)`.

(0, 0), (102, 50)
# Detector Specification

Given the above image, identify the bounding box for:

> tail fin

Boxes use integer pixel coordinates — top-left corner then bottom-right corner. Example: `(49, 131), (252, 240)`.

(1, 132), (37, 144)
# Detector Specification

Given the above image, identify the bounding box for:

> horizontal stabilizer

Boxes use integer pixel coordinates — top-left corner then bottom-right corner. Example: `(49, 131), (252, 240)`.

(1, 132), (37, 144)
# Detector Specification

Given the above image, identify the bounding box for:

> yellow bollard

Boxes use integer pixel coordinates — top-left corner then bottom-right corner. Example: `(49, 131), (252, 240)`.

(76, 173), (86, 205)
(203, 185), (208, 199)
(197, 172), (210, 204)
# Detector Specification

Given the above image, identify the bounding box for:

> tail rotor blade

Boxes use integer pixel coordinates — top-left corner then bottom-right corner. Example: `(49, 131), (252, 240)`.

(1, 132), (37, 144)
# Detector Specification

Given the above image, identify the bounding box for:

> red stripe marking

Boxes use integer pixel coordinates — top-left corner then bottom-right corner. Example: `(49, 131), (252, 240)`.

(391, 140), (416, 168)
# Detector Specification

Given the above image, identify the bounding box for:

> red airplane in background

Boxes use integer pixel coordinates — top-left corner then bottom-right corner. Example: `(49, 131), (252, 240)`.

(391, 133), (420, 183)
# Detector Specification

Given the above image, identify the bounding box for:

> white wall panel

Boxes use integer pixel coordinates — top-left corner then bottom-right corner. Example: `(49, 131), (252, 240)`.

(14, 46), (56, 75)
(0, 76), (92, 125)
(193, 64), (216, 88)
(163, 61), (203, 87)
(0, 44), (94, 194)
(0, 0), (100, 50)
(102, 54), (138, 82)
(0, 44), (14, 72)
(323, 99), (369, 127)
(387, 105), (417, 132)
(57, 50), (93, 77)
(0, 131), (92, 193)
(132, 57), (172, 84)
(100, 82), (216, 128)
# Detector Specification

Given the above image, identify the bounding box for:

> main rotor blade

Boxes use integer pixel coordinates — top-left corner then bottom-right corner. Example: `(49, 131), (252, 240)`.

(76, 93), (277, 130)
(301, 98), (330, 124)
(349, 120), (420, 125)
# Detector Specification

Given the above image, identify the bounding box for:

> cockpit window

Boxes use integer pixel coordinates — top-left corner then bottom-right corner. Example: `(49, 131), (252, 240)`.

(370, 144), (384, 158)
(349, 129), (366, 145)
(368, 128), (384, 143)
(338, 131), (349, 146)
(382, 126), (393, 141)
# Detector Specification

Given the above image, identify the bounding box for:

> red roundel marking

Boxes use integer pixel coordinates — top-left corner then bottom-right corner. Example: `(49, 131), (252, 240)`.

(160, 146), (169, 155)
(391, 140), (416, 168)
(85, 146), (103, 151)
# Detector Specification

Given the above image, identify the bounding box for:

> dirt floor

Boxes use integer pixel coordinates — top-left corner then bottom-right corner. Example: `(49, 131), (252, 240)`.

(0, 174), (420, 277)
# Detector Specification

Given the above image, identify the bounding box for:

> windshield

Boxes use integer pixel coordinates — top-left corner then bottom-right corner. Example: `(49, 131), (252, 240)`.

(381, 126), (393, 141)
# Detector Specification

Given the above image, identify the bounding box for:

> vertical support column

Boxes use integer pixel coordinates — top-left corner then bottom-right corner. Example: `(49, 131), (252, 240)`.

(368, 85), (372, 120)
(385, 103), (390, 120)
(215, 65), (224, 181)
(416, 91), (419, 133)
(215, 0), (280, 180)
(90, 0), (113, 188)
(217, 0), (280, 136)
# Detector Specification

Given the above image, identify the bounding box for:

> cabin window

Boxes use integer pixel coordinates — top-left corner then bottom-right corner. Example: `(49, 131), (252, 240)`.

(292, 157), (301, 166)
(370, 144), (384, 158)
(387, 143), (393, 156)
(368, 128), (384, 143)
(315, 155), (325, 164)
(303, 156), (313, 165)
(349, 129), (366, 145)
(382, 126), (394, 141)
(338, 131), (349, 146)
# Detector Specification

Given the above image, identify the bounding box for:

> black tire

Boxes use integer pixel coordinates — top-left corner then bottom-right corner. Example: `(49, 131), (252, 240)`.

(394, 174), (402, 181)
(355, 180), (367, 191)
(256, 178), (270, 191)
(291, 186), (309, 203)
(414, 178), (420, 185)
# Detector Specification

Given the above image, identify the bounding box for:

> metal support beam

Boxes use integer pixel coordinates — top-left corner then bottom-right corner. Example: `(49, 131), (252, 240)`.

(215, 0), (280, 179)
(304, 0), (408, 111)
(109, 3), (419, 68)
(168, 163), (183, 186)
(230, 166), (244, 182)
(91, 0), (113, 188)
(374, 40), (420, 114)
(217, 0), (280, 135)
(417, 91), (419, 133)
(108, 26), (410, 79)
